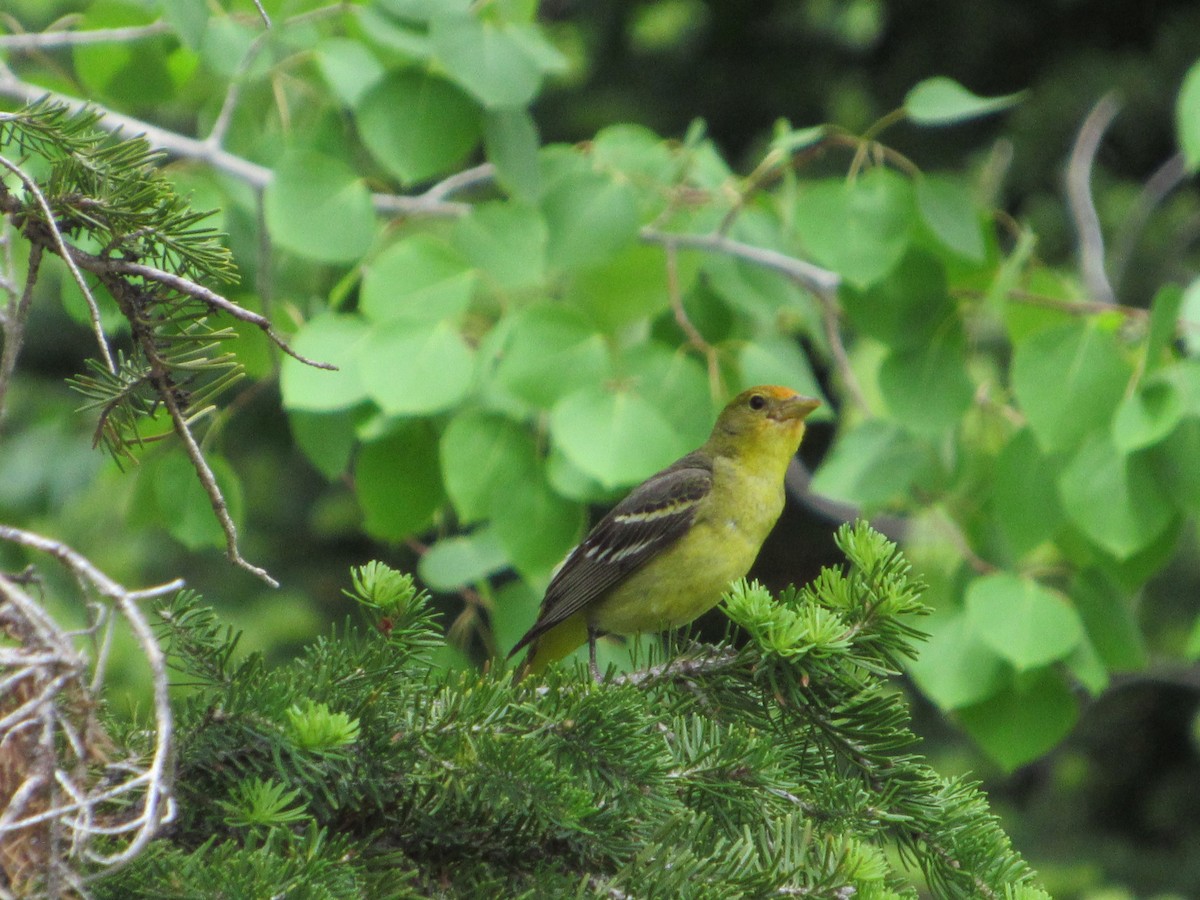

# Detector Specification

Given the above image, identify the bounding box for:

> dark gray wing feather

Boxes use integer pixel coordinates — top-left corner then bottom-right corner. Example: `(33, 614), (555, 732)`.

(509, 452), (713, 655)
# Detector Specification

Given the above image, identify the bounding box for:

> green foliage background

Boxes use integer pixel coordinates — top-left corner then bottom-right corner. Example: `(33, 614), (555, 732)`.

(2, 0), (1200, 896)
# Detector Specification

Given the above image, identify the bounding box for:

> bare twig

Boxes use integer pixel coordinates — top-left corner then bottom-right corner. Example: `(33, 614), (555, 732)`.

(609, 645), (741, 688)
(663, 239), (722, 397)
(1110, 151), (1189, 292)
(814, 289), (869, 413)
(0, 154), (115, 374)
(1066, 93), (1121, 305)
(251, 0), (272, 28)
(0, 242), (40, 423)
(158, 383), (279, 588)
(0, 21), (171, 50)
(0, 64), (471, 219)
(0, 526), (181, 888)
(640, 227), (841, 299)
(80, 254), (336, 370)
(418, 162), (497, 202)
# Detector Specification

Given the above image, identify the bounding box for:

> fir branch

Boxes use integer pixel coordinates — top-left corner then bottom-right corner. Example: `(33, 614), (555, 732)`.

(0, 152), (115, 374)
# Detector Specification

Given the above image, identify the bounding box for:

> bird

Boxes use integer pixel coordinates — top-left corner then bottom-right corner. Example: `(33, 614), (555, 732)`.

(510, 385), (821, 680)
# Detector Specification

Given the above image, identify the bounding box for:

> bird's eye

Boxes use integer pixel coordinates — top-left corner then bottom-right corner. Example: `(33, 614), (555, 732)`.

(748, 394), (766, 411)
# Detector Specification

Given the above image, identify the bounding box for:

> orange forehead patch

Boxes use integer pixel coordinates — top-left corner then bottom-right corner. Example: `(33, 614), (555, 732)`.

(749, 385), (801, 400)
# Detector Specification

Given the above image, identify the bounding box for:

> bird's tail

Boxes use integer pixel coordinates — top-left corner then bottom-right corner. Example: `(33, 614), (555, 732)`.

(510, 614), (588, 682)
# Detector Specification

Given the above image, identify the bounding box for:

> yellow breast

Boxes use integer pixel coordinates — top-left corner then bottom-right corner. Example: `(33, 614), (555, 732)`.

(591, 456), (785, 634)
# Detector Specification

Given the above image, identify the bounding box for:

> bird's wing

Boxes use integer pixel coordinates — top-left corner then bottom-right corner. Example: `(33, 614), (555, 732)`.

(509, 452), (714, 655)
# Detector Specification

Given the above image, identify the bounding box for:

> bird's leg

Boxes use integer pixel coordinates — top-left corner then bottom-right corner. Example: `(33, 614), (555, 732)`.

(587, 624), (603, 683)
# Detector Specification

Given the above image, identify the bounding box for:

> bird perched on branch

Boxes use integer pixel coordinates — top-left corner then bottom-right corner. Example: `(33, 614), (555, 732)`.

(511, 385), (821, 680)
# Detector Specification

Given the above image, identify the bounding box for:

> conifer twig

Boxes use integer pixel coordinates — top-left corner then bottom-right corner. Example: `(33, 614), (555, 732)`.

(0, 153), (116, 374)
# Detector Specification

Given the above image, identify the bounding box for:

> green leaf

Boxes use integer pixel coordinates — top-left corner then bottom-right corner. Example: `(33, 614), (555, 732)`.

(1070, 569), (1146, 671)
(439, 410), (538, 523)
(570, 244), (686, 331)
(418, 528), (510, 591)
(358, 321), (475, 416)
(376, 0), (471, 21)
(810, 420), (931, 509)
(965, 573), (1084, 670)
(915, 174), (986, 262)
(484, 109), (541, 202)
(288, 410), (358, 480)
(840, 250), (953, 350)
(906, 611), (1007, 711)
(453, 201), (548, 291)
(1145, 284), (1184, 372)
(1111, 372), (1184, 453)
(75, 1), (176, 106)
(1150, 417), (1200, 514)
(360, 235), (477, 325)
(620, 342), (716, 448)
(154, 453), (242, 551)
(991, 428), (1064, 557)
(356, 71), (481, 185)
(958, 670), (1077, 772)
(431, 15), (544, 108)
(280, 313), (371, 412)
(905, 76), (1023, 125)
(490, 466), (584, 580)
(1181, 276), (1200, 356)
(541, 171), (640, 270)
(1058, 431), (1174, 560)
(878, 328), (974, 435)
(792, 168), (915, 288)
(736, 340), (830, 421)
(550, 386), (687, 489)
(314, 37), (384, 107)
(493, 304), (611, 408)
(592, 124), (680, 199)
(355, 422), (444, 540)
(1177, 59), (1200, 171)
(1186, 613), (1200, 661)
(264, 150), (375, 263)
(545, 448), (618, 504)
(1010, 320), (1131, 454)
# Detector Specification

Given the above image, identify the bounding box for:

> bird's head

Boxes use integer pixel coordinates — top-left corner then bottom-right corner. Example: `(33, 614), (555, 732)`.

(706, 385), (821, 469)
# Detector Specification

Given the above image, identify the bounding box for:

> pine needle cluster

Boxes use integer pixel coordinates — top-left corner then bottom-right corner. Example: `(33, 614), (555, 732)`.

(97, 526), (1047, 899)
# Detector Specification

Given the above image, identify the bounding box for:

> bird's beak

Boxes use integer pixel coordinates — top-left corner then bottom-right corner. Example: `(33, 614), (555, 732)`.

(770, 394), (821, 422)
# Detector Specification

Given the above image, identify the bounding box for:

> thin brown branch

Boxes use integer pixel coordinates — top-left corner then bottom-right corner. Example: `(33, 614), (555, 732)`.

(157, 383), (279, 587)
(79, 254), (336, 370)
(814, 289), (869, 413)
(663, 239), (722, 397)
(1066, 93), (1121, 305)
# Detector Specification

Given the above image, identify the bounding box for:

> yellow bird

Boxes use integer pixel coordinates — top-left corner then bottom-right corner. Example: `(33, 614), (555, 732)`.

(510, 385), (820, 680)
